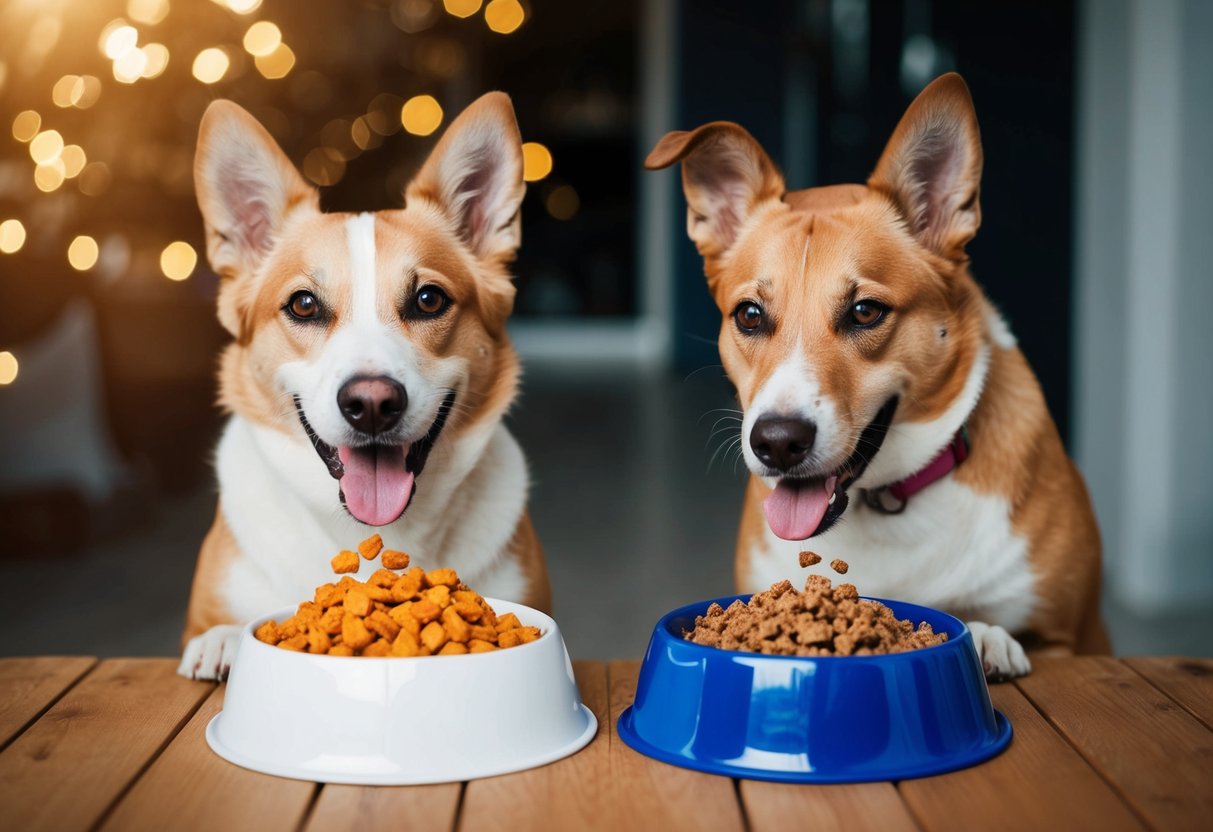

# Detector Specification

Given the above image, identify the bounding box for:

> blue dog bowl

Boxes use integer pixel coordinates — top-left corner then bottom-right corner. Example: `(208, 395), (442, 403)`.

(617, 595), (1011, 783)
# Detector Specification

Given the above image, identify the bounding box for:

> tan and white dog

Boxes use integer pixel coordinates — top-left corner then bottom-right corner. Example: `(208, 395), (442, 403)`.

(646, 74), (1107, 678)
(178, 93), (550, 680)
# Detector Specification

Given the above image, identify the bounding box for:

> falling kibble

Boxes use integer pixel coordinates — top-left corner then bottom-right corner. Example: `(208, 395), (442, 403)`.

(799, 551), (822, 568)
(831, 559), (849, 575)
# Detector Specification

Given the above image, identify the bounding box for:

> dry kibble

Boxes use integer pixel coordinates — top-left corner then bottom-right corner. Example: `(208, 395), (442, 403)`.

(331, 550), (359, 574)
(381, 549), (410, 570)
(799, 551), (822, 568)
(358, 534), (384, 560)
(258, 539), (542, 657)
(831, 558), (849, 575)
(684, 578), (946, 657)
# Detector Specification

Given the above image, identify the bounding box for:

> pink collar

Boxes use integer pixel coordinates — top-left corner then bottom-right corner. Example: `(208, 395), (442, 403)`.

(867, 426), (970, 512)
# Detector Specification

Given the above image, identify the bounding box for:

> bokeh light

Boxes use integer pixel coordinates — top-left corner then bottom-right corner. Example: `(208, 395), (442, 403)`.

(68, 235), (100, 271)
(254, 43), (295, 79)
(141, 44), (170, 79)
(444, 0), (482, 19)
(113, 48), (149, 84)
(35, 160), (66, 192)
(104, 25), (139, 60)
(243, 21), (282, 56)
(12, 111), (41, 143)
(0, 352), (18, 386)
(303, 148), (346, 186)
(160, 241), (197, 281)
(401, 95), (443, 136)
(0, 220), (26, 254)
(61, 145), (87, 178)
(224, 0), (263, 14)
(522, 142), (552, 182)
(192, 48), (230, 84)
(127, 0), (171, 26)
(52, 75), (80, 108)
(78, 162), (113, 196)
(29, 130), (64, 164)
(74, 76), (102, 109)
(545, 184), (580, 220)
(484, 0), (525, 34)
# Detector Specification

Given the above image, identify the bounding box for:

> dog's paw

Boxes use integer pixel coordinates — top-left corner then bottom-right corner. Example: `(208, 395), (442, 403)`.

(178, 625), (244, 681)
(967, 621), (1031, 681)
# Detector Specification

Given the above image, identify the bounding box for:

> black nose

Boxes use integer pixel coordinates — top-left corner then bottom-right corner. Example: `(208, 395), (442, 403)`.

(337, 376), (406, 435)
(750, 416), (816, 471)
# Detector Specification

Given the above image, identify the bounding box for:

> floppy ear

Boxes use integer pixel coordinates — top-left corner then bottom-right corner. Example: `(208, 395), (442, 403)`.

(867, 73), (983, 261)
(194, 100), (317, 337)
(645, 122), (785, 261)
(405, 92), (525, 264)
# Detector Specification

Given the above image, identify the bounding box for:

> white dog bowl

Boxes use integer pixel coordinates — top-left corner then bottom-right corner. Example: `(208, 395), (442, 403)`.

(206, 599), (596, 784)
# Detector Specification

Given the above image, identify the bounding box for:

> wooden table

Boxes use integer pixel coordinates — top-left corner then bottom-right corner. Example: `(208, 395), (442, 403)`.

(0, 657), (1210, 832)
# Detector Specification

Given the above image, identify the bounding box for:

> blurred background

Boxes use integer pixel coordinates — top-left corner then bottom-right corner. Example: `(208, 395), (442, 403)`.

(1, 0), (1209, 660)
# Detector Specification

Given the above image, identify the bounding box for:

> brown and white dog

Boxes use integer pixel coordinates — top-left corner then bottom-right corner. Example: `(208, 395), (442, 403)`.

(178, 93), (550, 680)
(646, 74), (1107, 677)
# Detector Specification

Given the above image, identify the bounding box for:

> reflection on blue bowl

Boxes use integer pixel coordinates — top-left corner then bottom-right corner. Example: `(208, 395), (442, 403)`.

(617, 595), (1012, 783)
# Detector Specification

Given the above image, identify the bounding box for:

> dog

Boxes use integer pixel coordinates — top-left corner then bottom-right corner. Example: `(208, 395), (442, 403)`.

(178, 92), (550, 680)
(646, 73), (1108, 678)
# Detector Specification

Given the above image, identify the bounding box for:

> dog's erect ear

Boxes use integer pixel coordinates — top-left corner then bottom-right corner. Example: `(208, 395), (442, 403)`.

(194, 100), (317, 337)
(406, 92), (525, 264)
(868, 73), (983, 261)
(645, 122), (785, 261)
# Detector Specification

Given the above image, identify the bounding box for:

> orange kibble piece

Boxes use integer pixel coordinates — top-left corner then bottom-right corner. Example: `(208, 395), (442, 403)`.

(254, 620), (281, 644)
(306, 628), (332, 654)
(498, 626), (541, 648)
(390, 628), (421, 657)
(452, 601), (483, 622)
(410, 598), (442, 624)
(277, 634), (308, 651)
(344, 587), (373, 617)
(468, 639), (498, 653)
(426, 568), (459, 587)
(495, 612), (521, 633)
(318, 606), (345, 635)
(331, 550), (360, 574)
(381, 549), (410, 569)
(362, 639), (390, 657)
(369, 568), (398, 588)
(329, 644), (354, 656)
(437, 642), (468, 656)
(442, 605), (472, 643)
(342, 615), (374, 650)
(390, 573), (422, 603)
(314, 583), (339, 607)
(366, 610), (401, 642)
(424, 585), (451, 608)
(469, 624), (497, 642)
(420, 620), (448, 653)
(358, 534), (384, 559)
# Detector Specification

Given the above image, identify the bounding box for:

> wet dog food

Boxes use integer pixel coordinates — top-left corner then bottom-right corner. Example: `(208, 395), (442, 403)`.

(684, 574), (946, 656)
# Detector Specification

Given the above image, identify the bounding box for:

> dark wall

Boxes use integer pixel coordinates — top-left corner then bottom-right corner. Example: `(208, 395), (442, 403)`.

(670, 0), (1076, 441)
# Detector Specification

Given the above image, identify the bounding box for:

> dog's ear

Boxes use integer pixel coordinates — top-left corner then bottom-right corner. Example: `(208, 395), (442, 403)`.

(194, 100), (317, 338)
(868, 73), (983, 262)
(406, 92), (525, 265)
(645, 122), (785, 261)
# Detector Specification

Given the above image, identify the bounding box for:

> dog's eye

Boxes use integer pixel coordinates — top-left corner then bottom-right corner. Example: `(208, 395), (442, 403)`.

(850, 300), (887, 328)
(411, 285), (451, 318)
(285, 290), (321, 321)
(734, 301), (765, 333)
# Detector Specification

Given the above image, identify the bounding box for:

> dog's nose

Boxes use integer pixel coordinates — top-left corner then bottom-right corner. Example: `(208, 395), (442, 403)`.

(750, 416), (816, 471)
(337, 376), (407, 435)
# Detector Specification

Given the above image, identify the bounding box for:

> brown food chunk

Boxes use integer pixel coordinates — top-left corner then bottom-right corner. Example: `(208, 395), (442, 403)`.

(420, 620), (449, 653)
(344, 587), (373, 617)
(358, 534), (384, 560)
(798, 550), (822, 568)
(254, 620), (281, 645)
(830, 558), (849, 575)
(381, 549), (410, 570)
(331, 550), (360, 574)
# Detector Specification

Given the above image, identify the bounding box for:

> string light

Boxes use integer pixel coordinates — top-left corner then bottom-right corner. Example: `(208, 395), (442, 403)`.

(192, 48), (230, 84)
(68, 235), (100, 271)
(0, 352), (18, 386)
(0, 220), (26, 254)
(160, 241), (197, 280)
(522, 142), (552, 181)
(484, 0), (524, 34)
(401, 95), (443, 136)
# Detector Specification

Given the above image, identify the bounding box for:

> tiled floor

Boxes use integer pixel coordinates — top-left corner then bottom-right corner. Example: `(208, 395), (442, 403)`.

(4, 368), (1210, 661)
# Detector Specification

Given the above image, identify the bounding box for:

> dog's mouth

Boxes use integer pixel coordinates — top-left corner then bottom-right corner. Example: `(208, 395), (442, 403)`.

(762, 396), (898, 541)
(294, 392), (456, 527)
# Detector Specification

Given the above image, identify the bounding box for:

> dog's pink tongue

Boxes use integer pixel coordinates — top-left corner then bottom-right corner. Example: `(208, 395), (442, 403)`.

(763, 477), (836, 540)
(338, 445), (414, 527)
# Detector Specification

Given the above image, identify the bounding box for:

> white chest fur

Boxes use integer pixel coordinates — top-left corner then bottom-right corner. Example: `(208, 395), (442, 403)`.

(213, 416), (530, 623)
(745, 476), (1036, 632)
